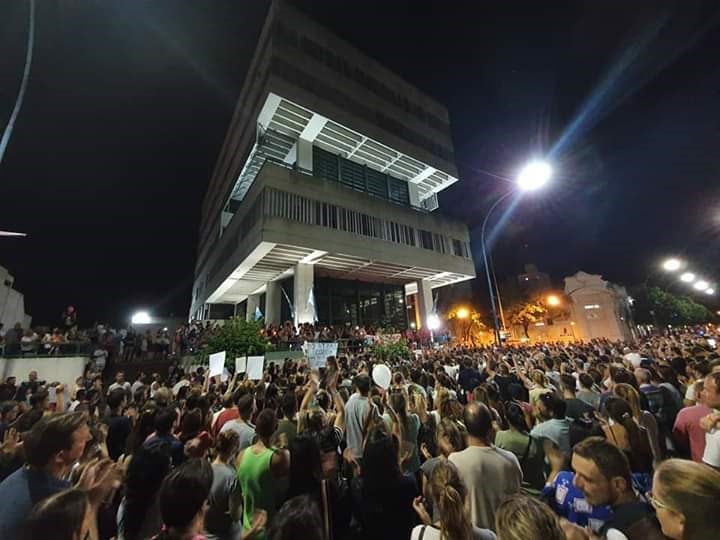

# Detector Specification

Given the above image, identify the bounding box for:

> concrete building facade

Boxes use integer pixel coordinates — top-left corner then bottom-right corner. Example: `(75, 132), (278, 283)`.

(0, 266), (31, 331)
(190, 2), (475, 329)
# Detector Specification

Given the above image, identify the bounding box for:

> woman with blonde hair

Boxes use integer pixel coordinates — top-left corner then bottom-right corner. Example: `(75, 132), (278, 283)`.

(411, 460), (495, 540)
(495, 494), (564, 540)
(651, 459), (720, 540)
(613, 383), (663, 462)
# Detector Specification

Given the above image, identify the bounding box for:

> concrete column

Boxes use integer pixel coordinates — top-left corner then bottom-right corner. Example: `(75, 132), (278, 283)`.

(297, 138), (313, 173)
(246, 294), (260, 322)
(416, 278), (434, 329)
(293, 262), (315, 325)
(265, 281), (281, 326)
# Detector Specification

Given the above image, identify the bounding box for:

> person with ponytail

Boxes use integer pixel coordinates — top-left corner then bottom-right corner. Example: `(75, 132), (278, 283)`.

(411, 460), (496, 540)
(385, 389), (421, 474)
(602, 396), (653, 474)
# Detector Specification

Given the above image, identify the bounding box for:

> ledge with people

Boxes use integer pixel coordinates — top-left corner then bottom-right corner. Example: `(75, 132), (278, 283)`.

(0, 327), (719, 540)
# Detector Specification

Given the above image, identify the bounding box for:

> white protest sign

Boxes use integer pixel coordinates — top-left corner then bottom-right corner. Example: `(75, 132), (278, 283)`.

(235, 356), (247, 374)
(221, 368), (230, 383)
(208, 351), (226, 378)
(306, 342), (338, 369)
(247, 356), (265, 380)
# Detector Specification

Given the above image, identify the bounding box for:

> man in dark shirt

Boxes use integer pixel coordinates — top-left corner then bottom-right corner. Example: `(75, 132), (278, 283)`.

(560, 374), (596, 420)
(568, 437), (665, 539)
(103, 388), (132, 460)
(0, 412), (91, 538)
(144, 406), (184, 466)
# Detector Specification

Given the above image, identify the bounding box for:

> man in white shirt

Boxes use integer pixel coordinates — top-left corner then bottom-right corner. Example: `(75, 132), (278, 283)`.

(449, 402), (522, 531)
(701, 372), (720, 468)
(107, 371), (131, 396)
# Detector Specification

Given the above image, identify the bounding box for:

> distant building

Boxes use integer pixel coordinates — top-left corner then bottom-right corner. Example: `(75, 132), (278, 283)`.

(190, 2), (475, 329)
(564, 271), (634, 342)
(517, 264), (552, 297)
(0, 266), (31, 330)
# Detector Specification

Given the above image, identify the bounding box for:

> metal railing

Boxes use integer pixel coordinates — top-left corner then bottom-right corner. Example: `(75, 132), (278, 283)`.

(0, 341), (92, 358)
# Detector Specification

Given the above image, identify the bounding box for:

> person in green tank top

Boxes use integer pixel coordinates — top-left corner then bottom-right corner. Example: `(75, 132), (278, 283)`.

(235, 408), (290, 540)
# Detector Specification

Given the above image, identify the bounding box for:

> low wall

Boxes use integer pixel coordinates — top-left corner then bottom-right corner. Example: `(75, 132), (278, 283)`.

(0, 356), (88, 392)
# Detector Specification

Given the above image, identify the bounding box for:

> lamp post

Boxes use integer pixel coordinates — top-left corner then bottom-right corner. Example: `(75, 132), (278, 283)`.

(481, 160), (552, 344)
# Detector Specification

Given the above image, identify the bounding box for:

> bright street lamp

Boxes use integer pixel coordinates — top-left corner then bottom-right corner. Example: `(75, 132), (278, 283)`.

(131, 311), (152, 325)
(517, 161), (552, 192)
(426, 314), (441, 331)
(680, 272), (695, 283)
(662, 258), (682, 272)
(456, 307), (470, 319)
(693, 280), (709, 291)
(481, 159), (553, 344)
(546, 294), (561, 307)
(706, 288), (715, 295)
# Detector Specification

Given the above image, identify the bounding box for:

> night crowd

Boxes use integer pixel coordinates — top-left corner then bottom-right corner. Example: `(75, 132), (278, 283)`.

(0, 326), (719, 540)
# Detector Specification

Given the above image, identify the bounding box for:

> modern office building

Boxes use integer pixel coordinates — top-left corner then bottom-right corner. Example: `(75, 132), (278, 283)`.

(190, 1), (475, 329)
(0, 265), (31, 330)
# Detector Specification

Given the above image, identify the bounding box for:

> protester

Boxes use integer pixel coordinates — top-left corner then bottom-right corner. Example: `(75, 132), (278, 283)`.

(220, 394), (257, 450)
(449, 402), (522, 531)
(651, 458), (720, 540)
(568, 436), (665, 539)
(672, 380), (710, 461)
(23, 488), (93, 540)
(495, 400), (545, 493)
(155, 458), (213, 540)
(266, 495), (321, 540)
(495, 493), (565, 540)
(411, 459), (496, 540)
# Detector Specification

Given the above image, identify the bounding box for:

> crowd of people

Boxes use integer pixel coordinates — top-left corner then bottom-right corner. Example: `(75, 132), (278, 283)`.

(0, 325), (719, 539)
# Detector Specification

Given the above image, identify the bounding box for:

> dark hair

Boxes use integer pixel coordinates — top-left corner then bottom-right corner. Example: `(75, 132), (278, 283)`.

(506, 402), (529, 433)
(267, 495), (324, 540)
(389, 391), (409, 430)
(287, 432), (322, 500)
(463, 402), (493, 440)
(237, 394), (254, 419)
(578, 373), (594, 389)
(23, 488), (88, 540)
(604, 397), (652, 473)
(30, 389), (49, 408)
(255, 408), (277, 439)
(23, 412), (87, 467)
(573, 436), (631, 485)
(126, 404), (158, 455)
(539, 392), (566, 419)
(362, 427), (401, 496)
(280, 392), (297, 419)
(107, 387), (127, 410)
(560, 374), (576, 394)
(157, 459), (213, 536)
(120, 442), (173, 540)
(215, 430), (240, 461)
(354, 374), (371, 396)
(155, 407), (177, 435)
(179, 408), (203, 444)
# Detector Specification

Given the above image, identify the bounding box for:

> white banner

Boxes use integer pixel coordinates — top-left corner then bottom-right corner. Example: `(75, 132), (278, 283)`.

(247, 356), (265, 380)
(306, 342), (338, 369)
(208, 351), (226, 377)
(235, 356), (247, 374)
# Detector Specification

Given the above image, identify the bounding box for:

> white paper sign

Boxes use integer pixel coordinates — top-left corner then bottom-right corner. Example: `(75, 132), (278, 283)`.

(235, 356), (247, 374)
(209, 351), (226, 378)
(221, 368), (230, 382)
(247, 356), (265, 380)
(306, 342), (338, 369)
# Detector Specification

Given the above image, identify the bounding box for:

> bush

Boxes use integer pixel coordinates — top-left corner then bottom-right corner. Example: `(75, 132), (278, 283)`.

(201, 317), (268, 365)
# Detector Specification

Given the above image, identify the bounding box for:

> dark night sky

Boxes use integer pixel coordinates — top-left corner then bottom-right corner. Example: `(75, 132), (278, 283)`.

(1, 0), (719, 326)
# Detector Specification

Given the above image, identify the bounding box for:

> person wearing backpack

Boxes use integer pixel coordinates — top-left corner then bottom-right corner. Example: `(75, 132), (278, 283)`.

(635, 368), (680, 453)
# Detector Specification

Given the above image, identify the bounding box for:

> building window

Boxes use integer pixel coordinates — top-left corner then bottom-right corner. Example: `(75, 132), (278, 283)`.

(419, 230), (434, 250)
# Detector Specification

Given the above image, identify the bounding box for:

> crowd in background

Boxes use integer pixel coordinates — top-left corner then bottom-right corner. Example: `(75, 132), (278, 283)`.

(0, 325), (719, 539)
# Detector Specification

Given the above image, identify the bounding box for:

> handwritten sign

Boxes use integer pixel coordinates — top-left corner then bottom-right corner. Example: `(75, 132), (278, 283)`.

(306, 342), (338, 369)
(247, 356), (265, 380)
(208, 351), (226, 378)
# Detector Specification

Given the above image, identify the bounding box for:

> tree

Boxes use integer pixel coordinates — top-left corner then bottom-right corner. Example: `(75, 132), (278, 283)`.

(630, 285), (714, 326)
(201, 317), (269, 365)
(371, 339), (412, 362)
(446, 306), (489, 346)
(507, 301), (547, 338)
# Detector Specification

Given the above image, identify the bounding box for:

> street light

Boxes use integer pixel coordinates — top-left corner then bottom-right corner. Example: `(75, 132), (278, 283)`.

(546, 294), (561, 307)
(426, 314), (441, 330)
(131, 311), (152, 325)
(693, 280), (709, 291)
(456, 307), (470, 319)
(481, 159), (553, 344)
(517, 161), (552, 192)
(680, 272), (695, 283)
(662, 258), (682, 272)
(706, 288), (715, 295)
